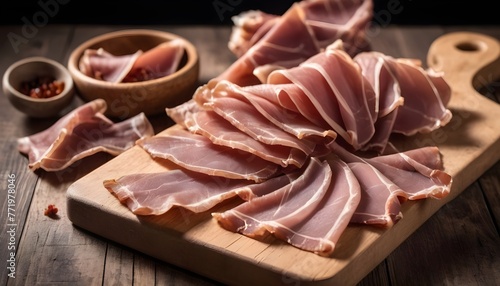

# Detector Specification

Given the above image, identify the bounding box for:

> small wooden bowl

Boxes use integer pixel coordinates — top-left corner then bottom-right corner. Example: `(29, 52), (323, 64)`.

(2, 57), (75, 118)
(67, 29), (199, 119)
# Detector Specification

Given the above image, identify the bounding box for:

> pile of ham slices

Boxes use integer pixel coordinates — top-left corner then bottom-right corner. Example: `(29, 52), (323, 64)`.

(102, 0), (453, 256)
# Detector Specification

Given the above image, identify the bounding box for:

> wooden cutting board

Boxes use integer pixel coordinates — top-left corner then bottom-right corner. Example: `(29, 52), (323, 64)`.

(67, 32), (500, 286)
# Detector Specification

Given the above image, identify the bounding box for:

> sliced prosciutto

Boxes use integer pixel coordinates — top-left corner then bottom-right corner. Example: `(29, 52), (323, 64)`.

(354, 52), (452, 136)
(17, 99), (154, 172)
(215, 0), (373, 86)
(212, 157), (332, 237)
(167, 99), (308, 168)
(197, 80), (337, 142)
(268, 42), (377, 149)
(228, 10), (279, 58)
(79, 48), (142, 83)
(137, 128), (280, 182)
(328, 142), (452, 226)
(202, 95), (317, 155)
(184, 109), (308, 168)
(104, 170), (299, 215)
(269, 156), (361, 256)
(188, 39), (452, 153)
(99, 0), (456, 257)
(79, 39), (186, 83)
(123, 39), (186, 82)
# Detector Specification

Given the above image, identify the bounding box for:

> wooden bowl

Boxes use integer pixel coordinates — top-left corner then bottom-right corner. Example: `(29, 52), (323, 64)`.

(2, 57), (75, 118)
(67, 29), (199, 119)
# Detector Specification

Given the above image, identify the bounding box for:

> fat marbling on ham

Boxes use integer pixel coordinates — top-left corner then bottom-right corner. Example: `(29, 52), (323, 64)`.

(18, 99), (154, 172)
(103, 0), (454, 256)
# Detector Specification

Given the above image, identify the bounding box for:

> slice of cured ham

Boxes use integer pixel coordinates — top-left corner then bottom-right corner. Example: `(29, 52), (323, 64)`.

(212, 157), (332, 237)
(328, 142), (452, 226)
(268, 43), (377, 149)
(198, 80), (337, 142)
(183, 109), (308, 168)
(354, 52), (452, 137)
(79, 48), (142, 83)
(217, 0), (373, 86)
(17, 99), (154, 172)
(269, 155), (361, 256)
(228, 10), (279, 58)
(79, 39), (186, 83)
(137, 128), (280, 182)
(104, 170), (300, 215)
(202, 95), (317, 155)
(123, 39), (186, 82)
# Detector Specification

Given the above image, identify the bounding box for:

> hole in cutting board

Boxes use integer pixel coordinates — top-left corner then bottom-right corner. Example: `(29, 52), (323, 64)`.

(455, 41), (484, 52)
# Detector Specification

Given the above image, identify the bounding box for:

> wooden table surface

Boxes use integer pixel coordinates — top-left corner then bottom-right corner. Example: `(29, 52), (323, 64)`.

(0, 24), (499, 286)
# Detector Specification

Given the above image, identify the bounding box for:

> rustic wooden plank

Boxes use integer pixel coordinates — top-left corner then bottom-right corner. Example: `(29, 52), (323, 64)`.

(133, 254), (156, 286)
(1, 25), (111, 286)
(0, 25), (75, 284)
(479, 161), (500, 232)
(155, 260), (221, 286)
(103, 242), (134, 285)
(357, 261), (390, 286)
(386, 180), (500, 285)
(0, 140), (38, 284)
(8, 153), (113, 286)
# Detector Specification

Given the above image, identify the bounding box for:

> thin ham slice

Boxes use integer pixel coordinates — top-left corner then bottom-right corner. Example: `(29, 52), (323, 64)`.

(228, 10), (279, 58)
(268, 42), (377, 149)
(79, 39), (186, 83)
(355, 51), (452, 136)
(200, 80), (337, 142)
(329, 142), (452, 226)
(104, 170), (298, 215)
(165, 98), (200, 127)
(17, 99), (154, 172)
(184, 109), (308, 168)
(212, 157), (332, 237)
(346, 161), (403, 226)
(266, 155), (361, 256)
(300, 0), (373, 55)
(137, 128), (280, 182)
(203, 95), (317, 155)
(353, 52), (404, 152)
(79, 48), (142, 83)
(123, 39), (186, 82)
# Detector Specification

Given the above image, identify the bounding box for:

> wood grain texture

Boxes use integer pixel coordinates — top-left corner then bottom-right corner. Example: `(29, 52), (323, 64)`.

(66, 31), (500, 285)
(1, 25), (499, 286)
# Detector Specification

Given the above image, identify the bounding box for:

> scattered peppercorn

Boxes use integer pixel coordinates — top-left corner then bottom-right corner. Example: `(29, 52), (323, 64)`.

(18, 76), (65, 99)
(44, 204), (59, 218)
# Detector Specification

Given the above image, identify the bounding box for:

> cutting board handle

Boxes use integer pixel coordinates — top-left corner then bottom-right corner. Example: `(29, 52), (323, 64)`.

(427, 31), (500, 95)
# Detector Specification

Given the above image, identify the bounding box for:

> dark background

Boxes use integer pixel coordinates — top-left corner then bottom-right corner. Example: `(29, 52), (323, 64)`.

(0, 0), (497, 26)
